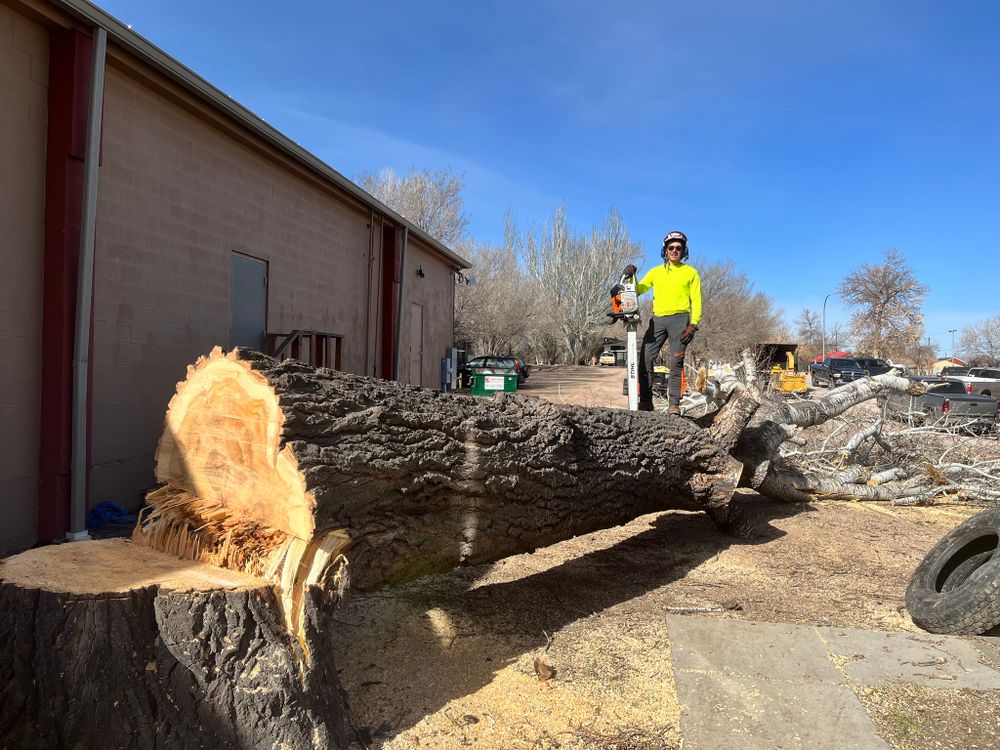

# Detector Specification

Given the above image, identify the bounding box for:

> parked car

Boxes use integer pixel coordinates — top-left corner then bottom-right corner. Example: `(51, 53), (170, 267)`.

(942, 367), (1000, 398)
(810, 357), (868, 388)
(941, 366), (971, 376)
(458, 355), (525, 388)
(459, 356), (514, 387)
(882, 376), (999, 431)
(853, 357), (896, 376)
(511, 356), (530, 382)
(598, 351), (616, 366)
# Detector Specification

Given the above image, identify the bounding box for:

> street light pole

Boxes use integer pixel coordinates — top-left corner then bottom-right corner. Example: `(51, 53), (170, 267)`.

(948, 329), (957, 358)
(821, 293), (831, 363)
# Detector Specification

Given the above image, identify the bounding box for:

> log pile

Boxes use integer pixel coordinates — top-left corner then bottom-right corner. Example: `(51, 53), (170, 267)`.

(0, 347), (929, 748)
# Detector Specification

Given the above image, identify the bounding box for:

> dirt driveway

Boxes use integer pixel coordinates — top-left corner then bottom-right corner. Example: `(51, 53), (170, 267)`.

(335, 365), (999, 749)
(516, 364), (631, 409)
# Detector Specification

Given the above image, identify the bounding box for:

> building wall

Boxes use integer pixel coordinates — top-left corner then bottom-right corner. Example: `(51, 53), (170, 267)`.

(402, 237), (456, 388)
(0, 4), (47, 551)
(91, 66), (375, 505)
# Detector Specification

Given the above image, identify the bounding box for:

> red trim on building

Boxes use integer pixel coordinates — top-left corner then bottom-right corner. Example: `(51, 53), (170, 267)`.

(379, 225), (401, 379)
(37, 29), (93, 541)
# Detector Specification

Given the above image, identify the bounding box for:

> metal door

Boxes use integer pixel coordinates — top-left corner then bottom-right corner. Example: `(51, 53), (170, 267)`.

(230, 254), (267, 350)
(408, 302), (423, 386)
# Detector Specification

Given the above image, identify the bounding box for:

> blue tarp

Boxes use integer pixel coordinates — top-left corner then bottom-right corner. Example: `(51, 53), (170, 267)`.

(87, 501), (138, 528)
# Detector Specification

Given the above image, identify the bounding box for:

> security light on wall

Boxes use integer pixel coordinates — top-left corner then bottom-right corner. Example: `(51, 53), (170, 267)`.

(416, 265), (425, 278)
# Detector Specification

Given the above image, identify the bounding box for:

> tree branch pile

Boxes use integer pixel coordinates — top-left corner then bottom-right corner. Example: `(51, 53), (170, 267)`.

(699, 365), (1000, 507)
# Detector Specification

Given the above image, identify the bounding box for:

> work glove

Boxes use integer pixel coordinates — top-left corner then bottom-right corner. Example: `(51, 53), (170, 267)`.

(680, 324), (698, 345)
(622, 264), (638, 278)
(609, 284), (622, 296)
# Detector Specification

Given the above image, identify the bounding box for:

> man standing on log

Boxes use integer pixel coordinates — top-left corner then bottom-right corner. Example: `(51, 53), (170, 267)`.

(622, 230), (702, 414)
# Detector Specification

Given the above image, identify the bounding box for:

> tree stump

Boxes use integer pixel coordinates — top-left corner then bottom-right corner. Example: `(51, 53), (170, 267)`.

(0, 540), (350, 749)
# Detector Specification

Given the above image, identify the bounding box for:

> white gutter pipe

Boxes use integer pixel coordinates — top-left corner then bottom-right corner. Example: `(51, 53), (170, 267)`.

(67, 26), (107, 541)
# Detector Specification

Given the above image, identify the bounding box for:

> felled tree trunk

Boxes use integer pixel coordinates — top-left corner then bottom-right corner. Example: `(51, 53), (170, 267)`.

(141, 347), (750, 599)
(0, 540), (351, 749)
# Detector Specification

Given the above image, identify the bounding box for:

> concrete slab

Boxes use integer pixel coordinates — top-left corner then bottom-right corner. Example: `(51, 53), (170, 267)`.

(666, 616), (887, 749)
(674, 671), (890, 749)
(971, 636), (1000, 668)
(818, 627), (1000, 690)
(666, 616), (842, 682)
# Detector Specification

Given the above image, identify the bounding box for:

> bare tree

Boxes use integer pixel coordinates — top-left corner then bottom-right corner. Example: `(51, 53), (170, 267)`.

(358, 167), (469, 246)
(520, 205), (638, 364)
(685, 260), (784, 365)
(959, 314), (1000, 365)
(903, 338), (938, 374)
(828, 322), (847, 352)
(838, 249), (928, 359)
(794, 308), (821, 361)
(453, 241), (528, 355)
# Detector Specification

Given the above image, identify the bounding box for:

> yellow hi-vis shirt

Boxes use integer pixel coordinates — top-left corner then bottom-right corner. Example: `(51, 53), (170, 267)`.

(636, 262), (702, 325)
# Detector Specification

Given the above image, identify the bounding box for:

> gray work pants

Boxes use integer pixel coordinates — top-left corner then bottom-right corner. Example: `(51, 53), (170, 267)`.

(638, 313), (689, 405)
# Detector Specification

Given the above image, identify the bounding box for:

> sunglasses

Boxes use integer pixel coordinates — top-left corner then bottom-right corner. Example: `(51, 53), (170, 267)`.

(665, 244), (684, 252)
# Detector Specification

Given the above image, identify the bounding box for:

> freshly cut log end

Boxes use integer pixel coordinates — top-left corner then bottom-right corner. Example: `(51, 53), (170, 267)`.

(155, 347), (315, 540)
(136, 347), (748, 594)
(132, 484), (351, 648)
(0, 540), (351, 749)
(139, 347), (353, 644)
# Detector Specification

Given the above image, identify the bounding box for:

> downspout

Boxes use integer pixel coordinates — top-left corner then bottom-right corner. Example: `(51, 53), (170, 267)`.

(393, 227), (409, 381)
(364, 207), (374, 375)
(67, 26), (107, 541)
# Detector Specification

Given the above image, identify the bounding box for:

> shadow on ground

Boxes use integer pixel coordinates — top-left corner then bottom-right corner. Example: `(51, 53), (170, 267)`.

(332, 496), (802, 744)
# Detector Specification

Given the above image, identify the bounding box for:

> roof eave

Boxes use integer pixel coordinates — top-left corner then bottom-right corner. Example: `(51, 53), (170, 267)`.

(52, 0), (471, 270)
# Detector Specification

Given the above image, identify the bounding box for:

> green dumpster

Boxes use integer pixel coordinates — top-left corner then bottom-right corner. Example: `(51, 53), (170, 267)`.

(470, 372), (518, 396)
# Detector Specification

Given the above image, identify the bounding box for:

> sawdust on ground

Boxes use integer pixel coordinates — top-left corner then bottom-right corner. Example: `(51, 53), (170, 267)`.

(334, 365), (995, 749)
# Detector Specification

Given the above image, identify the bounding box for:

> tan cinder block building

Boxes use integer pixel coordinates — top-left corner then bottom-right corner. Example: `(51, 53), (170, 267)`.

(1, 0), (468, 552)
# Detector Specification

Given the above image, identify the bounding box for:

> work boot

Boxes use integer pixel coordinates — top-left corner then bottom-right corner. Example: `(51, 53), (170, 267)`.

(637, 399), (654, 412)
(667, 403), (681, 416)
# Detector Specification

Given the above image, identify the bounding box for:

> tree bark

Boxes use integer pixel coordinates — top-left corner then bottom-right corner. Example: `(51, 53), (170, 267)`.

(0, 540), (351, 750)
(142, 347), (749, 596)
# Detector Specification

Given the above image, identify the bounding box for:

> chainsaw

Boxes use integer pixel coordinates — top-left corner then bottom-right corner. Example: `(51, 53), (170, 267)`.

(608, 273), (641, 410)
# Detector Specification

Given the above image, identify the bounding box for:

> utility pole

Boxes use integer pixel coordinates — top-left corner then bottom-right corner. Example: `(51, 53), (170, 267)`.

(948, 329), (957, 358)
(821, 293), (831, 363)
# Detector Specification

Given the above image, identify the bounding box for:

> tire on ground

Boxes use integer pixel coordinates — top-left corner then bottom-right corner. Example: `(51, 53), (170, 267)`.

(905, 506), (1000, 635)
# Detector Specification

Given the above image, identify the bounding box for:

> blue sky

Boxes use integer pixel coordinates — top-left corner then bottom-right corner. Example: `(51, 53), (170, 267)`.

(95, 0), (999, 355)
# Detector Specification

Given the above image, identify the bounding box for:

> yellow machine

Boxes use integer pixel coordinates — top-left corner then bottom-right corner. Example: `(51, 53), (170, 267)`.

(758, 343), (808, 395)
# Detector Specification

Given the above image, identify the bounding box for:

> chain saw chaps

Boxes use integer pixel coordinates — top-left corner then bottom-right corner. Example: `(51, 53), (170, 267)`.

(609, 273), (641, 410)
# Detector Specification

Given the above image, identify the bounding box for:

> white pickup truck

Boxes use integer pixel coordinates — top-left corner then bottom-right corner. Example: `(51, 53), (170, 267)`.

(943, 367), (1000, 397)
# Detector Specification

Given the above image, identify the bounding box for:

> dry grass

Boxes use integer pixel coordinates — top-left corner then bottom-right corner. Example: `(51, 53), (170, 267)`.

(854, 684), (1000, 750)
